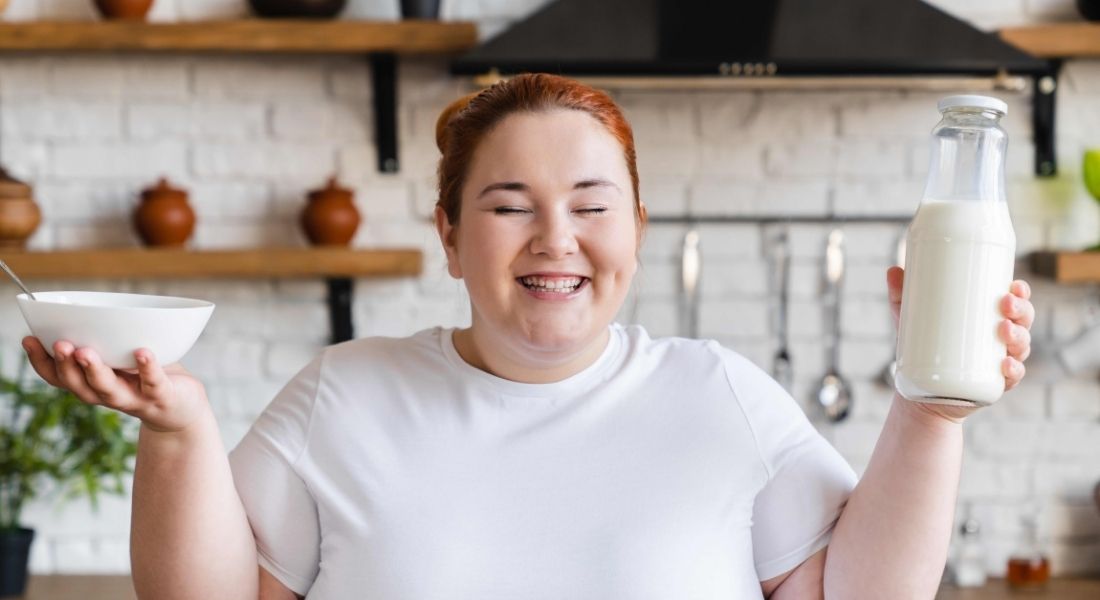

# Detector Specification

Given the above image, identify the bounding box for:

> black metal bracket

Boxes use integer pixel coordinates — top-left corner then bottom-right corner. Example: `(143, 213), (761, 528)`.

(371, 53), (399, 174)
(327, 278), (354, 344)
(1032, 60), (1061, 178)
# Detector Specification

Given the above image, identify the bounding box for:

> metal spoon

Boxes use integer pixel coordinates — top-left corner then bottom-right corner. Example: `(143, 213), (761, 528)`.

(816, 229), (851, 422)
(680, 227), (701, 338)
(771, 228), (793, 392)
(0, 259), (36, 300)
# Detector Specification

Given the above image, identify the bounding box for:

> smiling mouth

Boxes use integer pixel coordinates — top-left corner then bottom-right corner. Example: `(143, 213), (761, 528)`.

(516, 276), (589, 294)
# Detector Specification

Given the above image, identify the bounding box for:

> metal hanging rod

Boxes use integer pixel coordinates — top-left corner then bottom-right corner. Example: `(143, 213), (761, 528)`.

(647, 215), (912, 225)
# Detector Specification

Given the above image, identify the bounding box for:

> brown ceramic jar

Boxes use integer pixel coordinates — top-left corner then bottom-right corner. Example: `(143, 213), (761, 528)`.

(134, 177), (195, 247)
(301, 176), (360, 246)
(0, 167), (41, 249)
(93, 0), (155, 20)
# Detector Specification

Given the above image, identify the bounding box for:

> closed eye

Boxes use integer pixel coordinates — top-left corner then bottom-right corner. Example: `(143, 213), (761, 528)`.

(576, 207), (607, 214)
(493, 207), (530, 215)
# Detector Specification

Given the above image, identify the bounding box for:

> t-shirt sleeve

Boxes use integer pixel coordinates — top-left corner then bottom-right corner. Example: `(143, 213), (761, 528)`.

(717, 345), (859, 581)
(228, 353), (325, 596)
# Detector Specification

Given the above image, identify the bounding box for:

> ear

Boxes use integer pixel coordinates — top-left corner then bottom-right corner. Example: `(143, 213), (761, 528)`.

(433, 205), (463, 279)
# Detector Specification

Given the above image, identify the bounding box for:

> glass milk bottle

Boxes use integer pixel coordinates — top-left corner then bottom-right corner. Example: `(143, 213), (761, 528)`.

(895, 95), (1016, 406)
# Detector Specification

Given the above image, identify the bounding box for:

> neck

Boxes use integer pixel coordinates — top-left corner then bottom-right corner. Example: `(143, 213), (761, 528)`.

(453, 324), (611, 384)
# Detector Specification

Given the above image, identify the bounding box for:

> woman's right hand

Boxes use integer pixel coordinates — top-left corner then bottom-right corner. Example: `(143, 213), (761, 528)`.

(22, 336), (209, 434)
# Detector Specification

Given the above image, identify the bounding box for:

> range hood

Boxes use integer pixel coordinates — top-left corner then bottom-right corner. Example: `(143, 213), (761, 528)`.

(450, 0), (1049, 84)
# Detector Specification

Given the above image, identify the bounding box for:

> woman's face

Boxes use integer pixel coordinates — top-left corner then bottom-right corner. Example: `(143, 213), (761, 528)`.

(437, 109), (642, 355)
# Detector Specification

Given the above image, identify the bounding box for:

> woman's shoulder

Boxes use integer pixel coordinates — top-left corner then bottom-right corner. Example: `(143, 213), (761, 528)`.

(321, 326), (449, 370)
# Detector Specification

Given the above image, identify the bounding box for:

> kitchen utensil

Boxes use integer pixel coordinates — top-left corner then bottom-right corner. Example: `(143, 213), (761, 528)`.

(248, 0), (348, 18)
(301, 175), (361, 246)
(816, 229), (851, 422)
(771, 228), (793, 392)
(0, 259), (36, 300)
(879, 230), (907, 387)
(134, 177), (195, 247)
(679, 228), (700, 338)
(17, 291), (214, 370)
(93, 0), (154, 20)
(0, 166), (41, 249)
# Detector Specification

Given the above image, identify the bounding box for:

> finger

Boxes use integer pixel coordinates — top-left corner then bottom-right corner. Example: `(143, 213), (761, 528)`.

(71, 347), (141, 413)
(1011, 279), (1032, 301)
(1001, 293), (1035, 330)
(22, 336), (61, 387)
(886, 266), (904, 305)
(1002, 356), (1026, 391)
(133, 348), (173, 401)
(51, 340), (104, 406)
(1000, 320), (1032, 362)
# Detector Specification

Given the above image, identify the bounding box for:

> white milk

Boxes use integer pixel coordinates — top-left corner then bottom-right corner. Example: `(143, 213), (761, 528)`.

(895, 199), (1016, 406)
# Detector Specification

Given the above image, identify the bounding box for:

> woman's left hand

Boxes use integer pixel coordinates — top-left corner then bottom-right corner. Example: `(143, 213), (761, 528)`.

(887, 266), (1035, 420)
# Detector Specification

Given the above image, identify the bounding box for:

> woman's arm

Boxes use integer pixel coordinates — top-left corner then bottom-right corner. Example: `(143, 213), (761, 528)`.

(131, 412), (260, 600)
(22, 337), (262, 600)
(767, 271), (1034, 599)
(819, 396), (963, 599)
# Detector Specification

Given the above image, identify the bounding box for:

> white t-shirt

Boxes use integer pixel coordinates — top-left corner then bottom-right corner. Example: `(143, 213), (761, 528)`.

(228, 323), (857, 599)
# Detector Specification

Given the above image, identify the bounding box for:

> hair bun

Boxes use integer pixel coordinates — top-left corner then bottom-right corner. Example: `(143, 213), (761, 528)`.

(435, 92), (480, 153)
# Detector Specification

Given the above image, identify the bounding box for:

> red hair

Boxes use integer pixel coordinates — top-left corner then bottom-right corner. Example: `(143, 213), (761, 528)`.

(434, 73), (643, 227)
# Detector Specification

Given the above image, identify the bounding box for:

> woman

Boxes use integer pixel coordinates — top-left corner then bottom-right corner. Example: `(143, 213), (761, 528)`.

(22, 74), (1034, 599)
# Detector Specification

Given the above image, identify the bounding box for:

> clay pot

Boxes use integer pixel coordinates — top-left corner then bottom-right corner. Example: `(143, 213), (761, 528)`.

(134, 177), (195, 247)
(93, 0), (155, 21)
(0, 167), (41, 249)
(248, 0), (347, 18)
(301, 176), (360, 246)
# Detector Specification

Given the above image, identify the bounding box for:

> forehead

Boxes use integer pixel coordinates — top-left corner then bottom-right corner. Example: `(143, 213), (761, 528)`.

(465, 109), (630, 189)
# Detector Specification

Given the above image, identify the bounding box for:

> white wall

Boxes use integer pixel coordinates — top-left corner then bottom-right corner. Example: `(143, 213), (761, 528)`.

(1, 0), (1098, 578)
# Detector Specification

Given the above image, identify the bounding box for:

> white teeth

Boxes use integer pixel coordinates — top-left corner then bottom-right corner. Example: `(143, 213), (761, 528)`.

(519, 276), (584, 292)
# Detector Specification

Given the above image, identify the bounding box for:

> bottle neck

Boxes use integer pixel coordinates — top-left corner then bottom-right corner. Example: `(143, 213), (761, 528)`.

(922, 111), (1007, 203)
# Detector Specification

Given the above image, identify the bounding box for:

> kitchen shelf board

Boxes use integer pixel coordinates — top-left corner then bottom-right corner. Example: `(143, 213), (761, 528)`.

(0, 20), (478, 53)
(0, 248), (422, 279)
(0, 20), (478, 174)
(1029, 250), (1100, 283)
(1000, 22), (1100, 58)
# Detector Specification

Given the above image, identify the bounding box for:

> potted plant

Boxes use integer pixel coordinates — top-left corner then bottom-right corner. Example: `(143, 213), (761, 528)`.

(0, 358), (138, 597)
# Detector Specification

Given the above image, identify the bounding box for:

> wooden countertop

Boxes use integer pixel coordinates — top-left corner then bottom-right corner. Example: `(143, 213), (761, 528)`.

(13, 575), (1100, 598)
(17, 576), (135, 599)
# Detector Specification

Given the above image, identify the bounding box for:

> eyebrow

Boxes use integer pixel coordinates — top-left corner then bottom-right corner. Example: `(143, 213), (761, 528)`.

(476, 178), (621, 199)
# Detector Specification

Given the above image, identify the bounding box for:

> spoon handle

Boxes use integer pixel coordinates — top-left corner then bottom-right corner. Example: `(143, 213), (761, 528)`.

(0, 259), (37, 300)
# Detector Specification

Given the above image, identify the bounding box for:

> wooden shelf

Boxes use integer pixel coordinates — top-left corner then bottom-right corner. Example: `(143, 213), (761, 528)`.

(1000, 22), (1100, 58)
(0, 19), (478, 53)
(0, 247), (422, 279)
(1030, 250), (1100, 283)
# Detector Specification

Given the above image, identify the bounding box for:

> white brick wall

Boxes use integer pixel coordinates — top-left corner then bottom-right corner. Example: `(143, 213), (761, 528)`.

(2, 0), (1099, 581)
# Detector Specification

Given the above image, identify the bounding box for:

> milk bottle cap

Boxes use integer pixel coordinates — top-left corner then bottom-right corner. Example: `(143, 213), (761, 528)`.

(937, 95), (1007, 116)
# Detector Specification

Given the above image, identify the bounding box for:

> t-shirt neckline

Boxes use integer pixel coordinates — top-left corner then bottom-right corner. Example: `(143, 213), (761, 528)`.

(439, 324), (626, 399)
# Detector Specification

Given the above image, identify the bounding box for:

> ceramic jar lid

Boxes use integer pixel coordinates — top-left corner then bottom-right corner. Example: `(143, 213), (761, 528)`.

(0, 166), (32, 199)
(141, 177), (188, 202)
(308, 176), (353, 202)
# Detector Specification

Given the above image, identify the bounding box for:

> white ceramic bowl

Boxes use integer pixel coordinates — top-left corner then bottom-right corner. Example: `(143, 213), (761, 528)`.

(16, 291), (215, 370)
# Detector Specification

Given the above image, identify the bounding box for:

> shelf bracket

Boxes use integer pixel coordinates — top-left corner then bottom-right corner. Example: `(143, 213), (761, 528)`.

(1032, 61), (1061, 177)
(327, 277), (354, 344)
(371, 53), (399, 173)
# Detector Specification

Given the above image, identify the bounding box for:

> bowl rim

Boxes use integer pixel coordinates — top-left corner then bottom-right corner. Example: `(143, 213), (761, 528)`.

(16, 290), (215, 310)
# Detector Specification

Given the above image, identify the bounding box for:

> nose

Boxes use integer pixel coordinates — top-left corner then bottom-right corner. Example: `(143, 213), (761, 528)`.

(529, 211), (578, 258)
